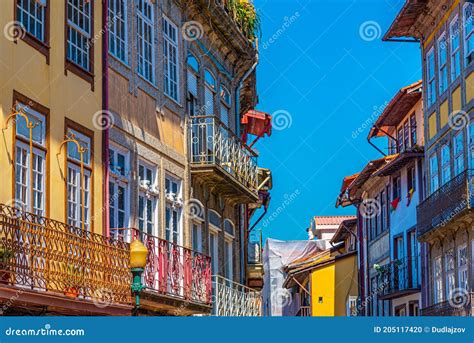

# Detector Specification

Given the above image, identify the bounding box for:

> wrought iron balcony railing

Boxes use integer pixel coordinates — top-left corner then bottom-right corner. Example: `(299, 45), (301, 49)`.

(421, 293), (473, 316)
(377, 256), (420, 299)
(188, 115), (259, 193)
(0, 204), (131, 305)
(296, 306), (311, 317)
(212, 275), (262, 316)
(114, 229), (212, 306)
(417, 169), (474, 238)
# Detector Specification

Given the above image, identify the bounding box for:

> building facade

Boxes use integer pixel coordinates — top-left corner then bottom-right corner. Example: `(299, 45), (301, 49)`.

(336, 81), (425, 316)
(385, 0), (473, 316)
(0, 0), (269, 316)
(0, 0), (131, 315)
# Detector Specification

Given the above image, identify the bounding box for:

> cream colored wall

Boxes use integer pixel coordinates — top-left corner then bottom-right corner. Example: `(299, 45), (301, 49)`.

(0, 1), (104, 234)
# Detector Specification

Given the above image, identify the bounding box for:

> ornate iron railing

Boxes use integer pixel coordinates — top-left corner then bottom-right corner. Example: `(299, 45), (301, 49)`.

(296, 306), (311, 317)
(212, 275), (262, 316)
(188, 115), (259, 192)
(114, 229), (212, 305)
(0, 204), (131, 305)
(377, 256), (420, 297)
(417, 170), (473, 237)
(421, 293), (473, 316)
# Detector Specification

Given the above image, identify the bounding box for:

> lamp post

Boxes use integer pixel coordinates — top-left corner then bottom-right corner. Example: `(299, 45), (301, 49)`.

(130, 238), (148, 316)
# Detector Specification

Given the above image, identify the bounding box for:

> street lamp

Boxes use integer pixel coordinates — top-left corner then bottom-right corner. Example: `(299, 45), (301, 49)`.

(130, 239), (148, 315)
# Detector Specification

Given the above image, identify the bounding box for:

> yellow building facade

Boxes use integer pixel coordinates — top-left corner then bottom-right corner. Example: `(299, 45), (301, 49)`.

(1, 0), (105, 232)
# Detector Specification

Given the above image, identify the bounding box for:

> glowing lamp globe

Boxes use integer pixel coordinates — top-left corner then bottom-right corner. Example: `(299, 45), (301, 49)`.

(130, 239), (148, 269)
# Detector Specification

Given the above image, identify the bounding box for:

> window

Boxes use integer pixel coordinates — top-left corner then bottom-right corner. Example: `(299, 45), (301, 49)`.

(458, 245), (468, 291)
(220, 86), (231, 128)
(192, 222), (202, 253)
(16, 0), (46, 42)
(138, 162), (157, 235)
(14, 104), (46, 216)
(187, 53), (199, 116)
(410, 114), (417, 147)
(429, 154), (439, 193)
(66, 128), (91, 230)
(470, 122), (474, 168)
(445, 249), (455, 300)
(209, 230), (218, 275)
(163, 16), (179, 101)
(108, 0), (127, 63)
(426, 48), (436, 106)
(109, 145), (129, 231)
(224, 240), (233, 281)
(403, 120), (409, 150)
(204, 70), (216, 115)
(397, 127), (404, 153)
(450, 17), (461, 80)
(347, 296), (358, 316)
(441, 144), (451, 185)
(380, 190), (387, 232)
(392, 176), (401, 200)
(453, 131), (464, 176)
(438, 33), (448, 94)
(407, 166), (416, 193)
(137, 0), (154, 83)
(66, 0), (92, 71)
(464, 3), (474, 64)
(165, 176), (182, 244)
(433, 256), (443, 304)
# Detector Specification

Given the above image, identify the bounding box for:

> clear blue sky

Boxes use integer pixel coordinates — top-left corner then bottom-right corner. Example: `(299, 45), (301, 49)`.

(251, 0), (422, 241)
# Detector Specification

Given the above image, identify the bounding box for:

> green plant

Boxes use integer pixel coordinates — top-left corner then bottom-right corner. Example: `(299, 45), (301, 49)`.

(0, 247), (12, 263)
(226, 0), (261, 41)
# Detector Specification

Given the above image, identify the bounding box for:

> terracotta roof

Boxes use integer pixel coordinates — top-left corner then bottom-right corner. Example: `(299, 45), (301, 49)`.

(383, 0), (428, 41)
(313, 215), (356, 226)
(368, 81), (422, 140)
(336, 155), (399, 207)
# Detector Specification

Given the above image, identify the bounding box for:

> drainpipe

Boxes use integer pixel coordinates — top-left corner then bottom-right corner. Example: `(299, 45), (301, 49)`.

(102, 0), (110, 238)
(235, 40), (259, 137)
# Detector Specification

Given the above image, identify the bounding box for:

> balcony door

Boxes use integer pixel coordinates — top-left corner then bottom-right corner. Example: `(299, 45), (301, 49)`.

(407, 230), (418, 288)
(394, 236), (404, 291)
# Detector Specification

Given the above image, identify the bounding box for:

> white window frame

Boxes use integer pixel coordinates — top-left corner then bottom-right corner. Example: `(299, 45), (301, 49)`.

(208, 209), (221, 275)
(430, 153), (439, 193)
(109, 145), (130, 231)
(433, 256), (443, 304)
(138, 161), (158, 236)
(67, 162), (91, 231)
(204, 69), (216, 115)
(16, 0), (46, 42)
(445, 249), (456, 300)
(441, 144), (451, 185)
(220, 85), (231, 128)
(438, 33), (448, 94)
(453, 130), (465, 176)
(192, 221), (203, 253)
(463, 2), (474, 64)
(163, 16), (179, 102)
(108, 0), (128, 63)
(137, 0), (154, 83)
(426, 47), (436, 107)
(450, 16), (461, 81)
(66, 0), (92, 71)
(165, 175), (183, 245)
(458, 244), (468, 291)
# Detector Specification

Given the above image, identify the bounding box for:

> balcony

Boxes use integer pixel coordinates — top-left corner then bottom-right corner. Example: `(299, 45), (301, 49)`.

(421, 293), (473, 316)
(0, 204), (131, 315)
(115, 229), (212, 315)
(188, 115), (259, 203)
(417, 170), (474, 239)
(377, 256), (420, 300)
(214, 0), (260, 43)
(212, 275), (262, 316)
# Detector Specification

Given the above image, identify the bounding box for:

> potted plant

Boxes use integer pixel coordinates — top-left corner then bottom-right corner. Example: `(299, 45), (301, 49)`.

(0, 247), (12, 285)
(64, 264), (81, 298)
